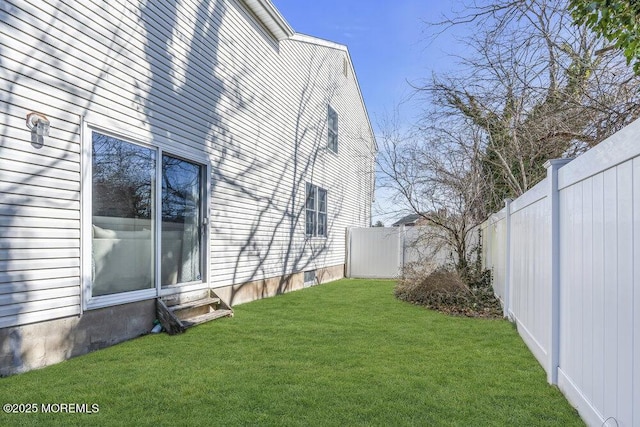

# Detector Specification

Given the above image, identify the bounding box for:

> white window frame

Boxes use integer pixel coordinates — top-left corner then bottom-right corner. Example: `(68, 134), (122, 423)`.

(327, 105), (338, 153)
(81, 120), (211, 310)
(305, 183), (328, 238)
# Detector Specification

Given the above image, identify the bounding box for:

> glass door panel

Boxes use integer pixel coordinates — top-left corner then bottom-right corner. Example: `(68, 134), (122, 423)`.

(91, 133), (156, 297)
(161, 155), (203, 286)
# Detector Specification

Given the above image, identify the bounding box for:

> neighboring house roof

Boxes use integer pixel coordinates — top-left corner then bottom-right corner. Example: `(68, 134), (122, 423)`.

(392, 213), (425, 227)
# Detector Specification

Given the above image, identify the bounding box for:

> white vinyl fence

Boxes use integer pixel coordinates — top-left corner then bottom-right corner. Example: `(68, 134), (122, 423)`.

(346, 226), (451, 279)
(481, 118), (640, 427)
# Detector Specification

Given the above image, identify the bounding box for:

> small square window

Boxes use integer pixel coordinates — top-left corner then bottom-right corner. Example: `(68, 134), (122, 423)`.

(304, 270), (316, 287)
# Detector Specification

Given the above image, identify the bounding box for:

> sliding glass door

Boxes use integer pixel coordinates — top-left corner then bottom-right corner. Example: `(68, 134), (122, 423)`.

(90, 131), (205, 298)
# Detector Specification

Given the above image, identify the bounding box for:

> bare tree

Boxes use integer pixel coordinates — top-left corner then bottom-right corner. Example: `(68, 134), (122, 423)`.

(377, 112), (488, 274)
(419, 0), (640, 211)
(379, 0), (640, 273)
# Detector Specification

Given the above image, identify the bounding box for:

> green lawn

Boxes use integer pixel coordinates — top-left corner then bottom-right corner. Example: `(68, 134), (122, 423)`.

(0, 279), (582, 426)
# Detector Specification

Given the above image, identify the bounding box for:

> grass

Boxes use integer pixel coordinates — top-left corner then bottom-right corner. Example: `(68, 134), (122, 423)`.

(0, 279), (582, 426)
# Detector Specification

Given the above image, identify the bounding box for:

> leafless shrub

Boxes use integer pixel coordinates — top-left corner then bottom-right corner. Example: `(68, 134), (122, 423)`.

(395, 266), (502, 318)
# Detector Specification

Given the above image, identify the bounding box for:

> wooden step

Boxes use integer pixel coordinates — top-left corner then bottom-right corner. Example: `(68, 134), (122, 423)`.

(181, 309), (233, 327)
(162, 289), (209, 307)
(156, 299), (186, 335)
(156, 290), (233, 334)
(169, 296), (221, 313)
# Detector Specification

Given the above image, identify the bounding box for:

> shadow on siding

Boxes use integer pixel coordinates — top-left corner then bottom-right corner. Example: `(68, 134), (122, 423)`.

(0, 0), (349, 371)
(222, 50), (344, 303)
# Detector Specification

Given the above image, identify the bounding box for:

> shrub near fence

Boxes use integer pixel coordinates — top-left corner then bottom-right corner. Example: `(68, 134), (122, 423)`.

(480, 118), (640, 427)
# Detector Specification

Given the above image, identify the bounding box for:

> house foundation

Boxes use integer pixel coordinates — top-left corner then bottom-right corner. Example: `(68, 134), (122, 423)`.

(0, 266), (344, 376)
(0, 300), (155, 377)
(211, 264), (344, 306)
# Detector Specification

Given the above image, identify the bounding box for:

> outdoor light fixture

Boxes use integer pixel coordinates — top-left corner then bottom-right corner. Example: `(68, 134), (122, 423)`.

(26, 112), (51, 138)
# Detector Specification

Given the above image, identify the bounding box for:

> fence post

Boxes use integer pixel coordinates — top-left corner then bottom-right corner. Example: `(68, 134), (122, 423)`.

(504, 198), (512, 319)
(398, 225), (406, 277)
(544, 158), (572, 385)
(345, 227), (352, 278)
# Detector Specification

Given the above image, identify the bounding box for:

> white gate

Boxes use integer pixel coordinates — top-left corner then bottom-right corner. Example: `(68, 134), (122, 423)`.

(346, 227), (403, 278)
(346, 226), (452, 279)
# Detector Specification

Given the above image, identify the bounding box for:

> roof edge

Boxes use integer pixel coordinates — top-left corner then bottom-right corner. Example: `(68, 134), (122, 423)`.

(241, 0), (294, 41)
(289, 33), (348, 51)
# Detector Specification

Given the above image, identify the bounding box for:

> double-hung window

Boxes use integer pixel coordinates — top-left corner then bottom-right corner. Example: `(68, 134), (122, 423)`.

(306, 183), (327, 237)
(327, 105), (338, 153)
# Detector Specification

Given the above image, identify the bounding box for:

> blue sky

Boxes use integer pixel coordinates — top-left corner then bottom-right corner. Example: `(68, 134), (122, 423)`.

(271, 1), (463, 224)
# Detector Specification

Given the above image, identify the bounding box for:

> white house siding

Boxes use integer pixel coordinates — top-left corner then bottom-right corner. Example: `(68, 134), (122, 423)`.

(0, 0), (375, 335)
(200, 7), (375, 288)
(0, 1), (85, 330)
(208, 32), (375, 289)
